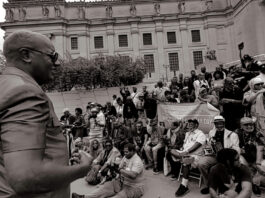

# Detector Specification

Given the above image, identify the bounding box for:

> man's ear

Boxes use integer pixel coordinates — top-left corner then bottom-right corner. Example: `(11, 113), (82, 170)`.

(18, 48), (32, 63)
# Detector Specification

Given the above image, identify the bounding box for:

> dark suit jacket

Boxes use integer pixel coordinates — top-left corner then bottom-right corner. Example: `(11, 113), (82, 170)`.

(0, 67), (69, 198)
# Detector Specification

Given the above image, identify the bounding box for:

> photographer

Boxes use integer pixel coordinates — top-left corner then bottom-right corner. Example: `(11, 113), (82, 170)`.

(85, 139), (121, 186)
(88, 107), (106, 144)
(197, 116), (240, 195)
(165, 120), (185, 180)
(73, 143), (144, 198)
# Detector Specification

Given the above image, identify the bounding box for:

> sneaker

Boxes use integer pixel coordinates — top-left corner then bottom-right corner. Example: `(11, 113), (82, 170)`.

(175, 184), (190, 197)
(170, 175), (178, 181)
(200, 187), (209, 194)
(153, 167), (160, 175)
(252, 184), (261, 197)
(72, 193), (85, 198)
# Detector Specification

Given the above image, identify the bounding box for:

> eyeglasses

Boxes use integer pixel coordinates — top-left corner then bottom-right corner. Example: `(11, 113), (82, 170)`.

(243, 123), (254, 126)
(22, 47), (58, 64)
(255, 83), (263, 86)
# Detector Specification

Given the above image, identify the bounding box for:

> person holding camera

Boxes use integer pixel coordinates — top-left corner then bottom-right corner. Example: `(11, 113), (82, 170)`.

(73, 143), (144, 198)
(85, 139), (121, 186)
(197, 116), (240, 195)
(165, 120), (186, 180)
(88, 107), (106, 144)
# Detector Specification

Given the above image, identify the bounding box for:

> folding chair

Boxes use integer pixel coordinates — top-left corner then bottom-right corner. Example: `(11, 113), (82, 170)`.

(177, 164), (202, 187)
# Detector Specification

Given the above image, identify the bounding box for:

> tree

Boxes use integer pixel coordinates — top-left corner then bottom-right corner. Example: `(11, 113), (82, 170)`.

(0, 50), (6, 74)
(42, 54), (146, 92)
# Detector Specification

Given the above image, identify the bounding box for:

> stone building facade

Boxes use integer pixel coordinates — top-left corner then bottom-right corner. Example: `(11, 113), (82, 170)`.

(1, 0), (265, 82)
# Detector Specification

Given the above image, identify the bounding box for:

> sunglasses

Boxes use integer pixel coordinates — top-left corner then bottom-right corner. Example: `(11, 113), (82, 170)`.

(255, 83), (263, 86)
(22, 47), (59, 64)
(243, 123), (254, 126)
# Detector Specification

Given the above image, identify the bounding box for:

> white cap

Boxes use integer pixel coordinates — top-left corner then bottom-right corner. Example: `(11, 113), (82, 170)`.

(252, 77), (264, 85)
(63, 108), (70, 113)
(213, 115), (225, 122)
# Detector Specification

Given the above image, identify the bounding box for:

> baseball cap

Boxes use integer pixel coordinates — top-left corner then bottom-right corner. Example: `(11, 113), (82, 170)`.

(213, 115), (225, 122)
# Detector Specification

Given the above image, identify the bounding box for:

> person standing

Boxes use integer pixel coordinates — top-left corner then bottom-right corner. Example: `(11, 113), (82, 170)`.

(0, 30), (93, 197)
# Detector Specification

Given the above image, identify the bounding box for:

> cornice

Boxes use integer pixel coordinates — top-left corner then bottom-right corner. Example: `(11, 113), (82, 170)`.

(0, 0), (251, 30)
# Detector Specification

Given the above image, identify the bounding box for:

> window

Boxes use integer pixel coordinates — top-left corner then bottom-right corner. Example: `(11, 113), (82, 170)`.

(143, 33), (152, 45)
(118, 35), (128, 47)
(121, 55), (130, 62)
(167, 32), (176, 44)
(144, 54), (155, 73)
(71, 37), (78, 50)
(191, 30), (201, 42)
(168, 53), (179, 72)
(94, 36), (104, 49)
(193, 51), (203, 67)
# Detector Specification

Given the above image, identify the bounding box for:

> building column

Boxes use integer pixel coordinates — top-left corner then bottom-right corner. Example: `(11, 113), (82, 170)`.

(130, 20), (140, 60)
(79, 32), (89, 59)
(179, 17), (191, 74)
(106, 24), (114, 55)
(155, 19), (166, 81)
(53, 33), (66, 59)
(206, 26), (218, 53)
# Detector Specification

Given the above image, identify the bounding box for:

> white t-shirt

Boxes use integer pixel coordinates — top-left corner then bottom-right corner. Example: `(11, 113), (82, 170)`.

(119, 153), (144, 188)
(182, 129), (206, 152)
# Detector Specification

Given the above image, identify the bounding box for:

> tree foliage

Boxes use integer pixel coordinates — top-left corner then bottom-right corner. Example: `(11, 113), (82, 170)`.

(42, 54), (146, 92)
(0, 50), (6, 74)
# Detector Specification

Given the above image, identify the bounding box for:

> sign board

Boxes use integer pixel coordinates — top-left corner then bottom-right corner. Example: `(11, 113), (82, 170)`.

(157, 102), (220, 133)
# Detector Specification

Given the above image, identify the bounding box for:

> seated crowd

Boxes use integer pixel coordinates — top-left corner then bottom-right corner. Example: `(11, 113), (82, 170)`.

(61, 55), (265, 198)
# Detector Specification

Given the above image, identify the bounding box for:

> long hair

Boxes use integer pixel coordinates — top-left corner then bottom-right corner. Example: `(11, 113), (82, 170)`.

(89, 139), (102, 159)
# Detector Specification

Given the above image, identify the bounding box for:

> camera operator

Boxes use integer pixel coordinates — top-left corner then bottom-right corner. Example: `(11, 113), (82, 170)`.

(197, 116), (240, 195)
(241, 54), (260, 73)
(73, 143), (144, 198)
(60, 108), (76, 127)
(165, 120), (186, 180)
(88, 107), (106, 144)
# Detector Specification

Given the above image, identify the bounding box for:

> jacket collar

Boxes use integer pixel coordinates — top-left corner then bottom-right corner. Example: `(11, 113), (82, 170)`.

(3, 67), (42, 89)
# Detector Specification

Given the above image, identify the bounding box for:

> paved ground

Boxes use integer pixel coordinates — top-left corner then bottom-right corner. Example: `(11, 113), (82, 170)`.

(71, 169), (264, 198)
(71, 170), (207, 198)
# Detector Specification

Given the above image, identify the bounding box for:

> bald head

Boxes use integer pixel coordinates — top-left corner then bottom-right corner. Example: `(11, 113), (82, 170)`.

(3, 30), (58, 85)
(3, 30), (54, 60)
